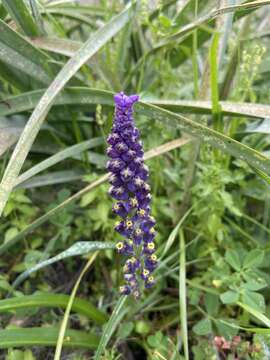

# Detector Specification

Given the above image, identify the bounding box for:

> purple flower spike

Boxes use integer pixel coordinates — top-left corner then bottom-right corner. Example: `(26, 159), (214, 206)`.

(107, 92), (158, 299)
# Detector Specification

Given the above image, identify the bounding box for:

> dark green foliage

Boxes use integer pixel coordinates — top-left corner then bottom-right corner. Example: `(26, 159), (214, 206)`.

(0, 0), (270, 359)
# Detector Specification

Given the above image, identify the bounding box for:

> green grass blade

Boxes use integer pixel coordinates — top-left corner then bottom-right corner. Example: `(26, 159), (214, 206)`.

(94, 296), (128, 360)
(17, 169), (84, 189)
(237, 302), (270, 328)
(0, 328), (99, 349)
(179, 230), (189, 360)
(0, 127), (22, 157)
(12, 241), (115, 290)
(0, 294), (107, 324)
(162, 206), (193, 258)
(138, 102), (270, 175)
(2, 0), (41, 36)
(2, 87), (270, 119)
(0, 176), (108, 255)
(0, 137), (189, 255)
(15, 138), (103, 186)
(218, 319), (270, 334)
(209, 32), (221, 130)
(0, 2), (137, 216)
(0, 19), (52, 84)
(54, 252), (98, 360)
(158, 0), (270, 46)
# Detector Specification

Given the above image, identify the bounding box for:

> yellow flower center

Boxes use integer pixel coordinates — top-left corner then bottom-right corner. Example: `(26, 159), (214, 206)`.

(150, 227), (155, 234)
(147, 242), (155, 250)
(148, 276), (154, 283)
(151, 254), (157, 261)
(130, 198), (138, 206)
(135, 229), (142, 235)
(143, 269), (150, 276)
(126, 220), (133, 228)
(138, 209), (145, 216)
(113, 204), (120, 210)
(116, 242), (124, 250)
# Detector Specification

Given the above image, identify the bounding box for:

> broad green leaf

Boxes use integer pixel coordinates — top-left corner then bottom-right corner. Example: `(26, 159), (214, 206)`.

(0, 2), (137, 216)
(0, 327), (99, 349)
(205, 293), (219, 316)
(0, 19), (52, 84)
(242, 290), (265, 313)
(243, 250), (264, 269)
(94, 296), (128, 360)
(215, 319), (239, 338)
(12, 241), (115, 289)
(2, 0), (41, 36)
(242, 279), (267, 291)
(15, 137), (103, 185)
(225, 249), (242, 271)
(0, 294), (107, 324)
(220, 291), (239, 304)
(192, 318), (212, 335)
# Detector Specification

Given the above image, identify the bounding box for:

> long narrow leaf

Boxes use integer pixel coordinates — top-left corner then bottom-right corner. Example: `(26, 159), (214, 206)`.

(15, 137), (103, 185)
(138, 102), (270, 175)
(54, 253), (98, 360)
(179, 230), (189, 360)
(0, 20), (52, 84)
(12, 241), (115, 289)
(2, 87), (270, 119)
(0, 2), (137, 216)
(0, 137), (189, 254)
(0, 328), (99, 349)
(158, 0), (270, 47)
(2, 0), (41, 36)
(94, 296), (128, 360)
(0, 294), (107, 324)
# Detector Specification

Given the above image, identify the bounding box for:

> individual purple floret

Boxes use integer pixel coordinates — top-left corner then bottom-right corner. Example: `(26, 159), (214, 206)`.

(106, 92), (158, 299)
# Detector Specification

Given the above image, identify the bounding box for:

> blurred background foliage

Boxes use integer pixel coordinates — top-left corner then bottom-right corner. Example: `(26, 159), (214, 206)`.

(1, 0), (270, 359)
